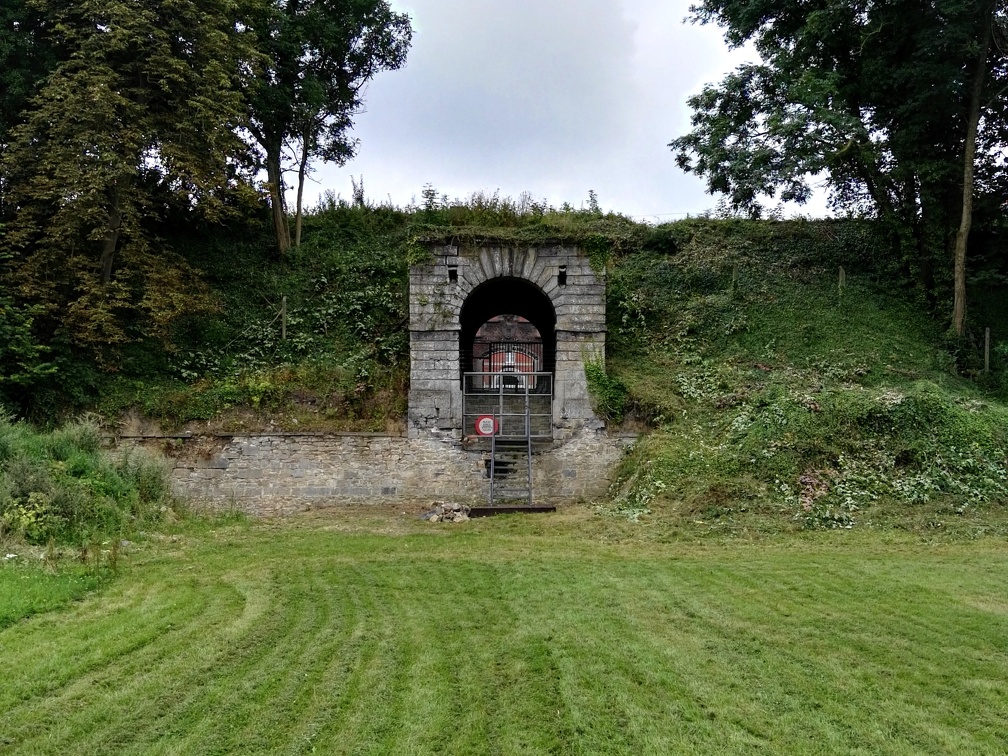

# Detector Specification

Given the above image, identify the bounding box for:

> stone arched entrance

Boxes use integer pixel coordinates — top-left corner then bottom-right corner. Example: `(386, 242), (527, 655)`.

(459, 277), (556, 440)
(408, 243), (605, 440)
(460, 276), (556, 377)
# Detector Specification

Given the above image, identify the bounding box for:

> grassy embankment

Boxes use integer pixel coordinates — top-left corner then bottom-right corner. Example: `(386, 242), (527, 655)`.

(2, 511), (1007, 754)
(0, 416), (172, 544)
(23, 208), (1008, 531)
(602, 221), (1008, 533)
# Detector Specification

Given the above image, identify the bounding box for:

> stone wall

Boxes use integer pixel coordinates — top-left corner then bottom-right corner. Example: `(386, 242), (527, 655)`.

(409, 244), (605, 438)
(159, 430), (632, 517)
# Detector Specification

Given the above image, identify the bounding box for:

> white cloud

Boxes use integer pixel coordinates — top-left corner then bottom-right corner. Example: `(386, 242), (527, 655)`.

(306, 1), (827, 218)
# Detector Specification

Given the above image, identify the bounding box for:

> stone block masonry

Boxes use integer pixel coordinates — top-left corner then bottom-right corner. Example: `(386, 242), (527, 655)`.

(409, 244), (606, 438)
(160, 430), (632, 517)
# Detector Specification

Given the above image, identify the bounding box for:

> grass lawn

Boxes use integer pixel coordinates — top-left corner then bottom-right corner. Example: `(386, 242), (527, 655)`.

(0, 558), (102, 631)
(2, 507), (1007, 755)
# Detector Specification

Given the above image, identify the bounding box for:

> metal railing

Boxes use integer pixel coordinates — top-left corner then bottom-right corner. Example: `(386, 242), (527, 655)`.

(464, 341), (548, 380)
(462, 372), (553, 440)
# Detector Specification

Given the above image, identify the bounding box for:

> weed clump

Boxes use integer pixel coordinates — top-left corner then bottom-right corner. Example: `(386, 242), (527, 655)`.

(0, 416), (174, 545)
(584, 359), (629, 424)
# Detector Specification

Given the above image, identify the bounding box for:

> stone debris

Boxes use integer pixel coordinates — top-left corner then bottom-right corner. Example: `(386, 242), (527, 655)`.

(420, 501), (470, 523)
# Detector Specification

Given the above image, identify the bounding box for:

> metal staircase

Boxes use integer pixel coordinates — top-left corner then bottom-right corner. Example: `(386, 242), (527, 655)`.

(463, 371), (553, 509)
(488, 392), (534, 505)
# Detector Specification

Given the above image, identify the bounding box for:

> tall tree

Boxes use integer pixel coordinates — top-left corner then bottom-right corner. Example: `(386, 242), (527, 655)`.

(671, 0), (1008, 334)
(0, 1), (58, 148)
(2, 0), (256, 357)
(953, 1), (998, 336)
(244, 0), (412, 256)
(0, 0), (60, 219)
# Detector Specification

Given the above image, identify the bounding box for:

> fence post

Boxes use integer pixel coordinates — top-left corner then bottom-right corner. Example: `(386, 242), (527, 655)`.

(281, 295), (287, 341)
(838, 266), (846, 296)
(986, 327), (991, 373)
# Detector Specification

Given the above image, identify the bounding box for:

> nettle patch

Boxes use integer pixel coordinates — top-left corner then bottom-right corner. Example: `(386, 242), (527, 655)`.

(0, 418), (173, 544)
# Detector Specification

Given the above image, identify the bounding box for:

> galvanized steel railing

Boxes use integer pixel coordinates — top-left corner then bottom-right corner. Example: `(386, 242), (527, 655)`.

(462, 372), (553, 440)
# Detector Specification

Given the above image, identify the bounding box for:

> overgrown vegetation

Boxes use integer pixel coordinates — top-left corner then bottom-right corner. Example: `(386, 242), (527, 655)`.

(604, 220), (1008, 530)
(92, 208), (412, 432)
(0, 0), (413, 395)
(0, 415), (173, 545)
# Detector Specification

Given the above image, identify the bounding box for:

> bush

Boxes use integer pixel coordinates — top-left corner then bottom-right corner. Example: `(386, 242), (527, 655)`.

(0, 417), (172, 544)
(584, 359), (628, 424)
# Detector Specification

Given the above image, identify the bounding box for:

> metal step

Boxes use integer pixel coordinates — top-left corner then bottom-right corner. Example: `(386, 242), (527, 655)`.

(476, 377), (537, 507)
(485, 455), (524, 479)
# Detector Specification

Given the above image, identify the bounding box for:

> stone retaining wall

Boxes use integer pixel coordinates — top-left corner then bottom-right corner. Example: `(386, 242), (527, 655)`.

(154, 430), (632, 517)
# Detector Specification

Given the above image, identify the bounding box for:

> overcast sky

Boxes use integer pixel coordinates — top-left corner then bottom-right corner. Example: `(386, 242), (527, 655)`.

(312, 1), (828, 220)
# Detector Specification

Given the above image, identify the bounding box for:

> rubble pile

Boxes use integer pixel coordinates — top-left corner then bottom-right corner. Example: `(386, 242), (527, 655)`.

(420, 501), (471, 523)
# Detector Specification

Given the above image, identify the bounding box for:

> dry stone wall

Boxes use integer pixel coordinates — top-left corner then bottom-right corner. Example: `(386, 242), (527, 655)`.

(162, 430), (631, 517)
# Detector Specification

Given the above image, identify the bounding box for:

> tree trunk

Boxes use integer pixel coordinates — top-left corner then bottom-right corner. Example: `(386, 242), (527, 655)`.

(913, 183), (939, 310)
(265, 135), (290, 258)
(100, 193), (122, 285)
(295, 126), (311, 250)
(953, 5), (994, 336)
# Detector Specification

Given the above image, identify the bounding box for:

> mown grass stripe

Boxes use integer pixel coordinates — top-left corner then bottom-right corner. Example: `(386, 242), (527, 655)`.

(137, 566), (335, 753)
(2, 524), (1007, 754)
(0, 573), (225, 744)
(2, 572), (247, 753)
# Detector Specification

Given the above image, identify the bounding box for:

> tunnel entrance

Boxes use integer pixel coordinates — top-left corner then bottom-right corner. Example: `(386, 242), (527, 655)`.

(407, 242), (605, 442)
(459, 276), (556, 380)
(459, 277), (556, 439)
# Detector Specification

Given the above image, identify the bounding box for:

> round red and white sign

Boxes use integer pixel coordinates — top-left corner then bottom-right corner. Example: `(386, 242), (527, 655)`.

(475, 415), (498, 436)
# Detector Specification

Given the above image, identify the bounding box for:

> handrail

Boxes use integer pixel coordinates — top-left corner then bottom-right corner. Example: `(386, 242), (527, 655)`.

(463, 371), (553, 376)
(485, 373), (536, 505)
(463, 370), (551, 505)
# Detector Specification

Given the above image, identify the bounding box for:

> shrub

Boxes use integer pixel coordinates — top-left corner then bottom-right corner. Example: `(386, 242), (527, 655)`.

(0, 417), (173, 544)
(584, 358), (628, 425)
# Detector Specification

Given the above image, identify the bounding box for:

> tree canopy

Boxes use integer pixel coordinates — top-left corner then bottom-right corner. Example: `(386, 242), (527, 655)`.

(671, 0), (1008, 333)
(1, 0), (257, 359)
(0, 0), (58, 151)
(0, 0), (413, 388)
(244, 0), (412, 256)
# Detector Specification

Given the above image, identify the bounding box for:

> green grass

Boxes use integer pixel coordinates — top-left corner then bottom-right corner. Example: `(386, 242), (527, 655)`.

(603, 244), (1008, 527)
(2, 510), (1007, 754)
(0, 557), (102, 630)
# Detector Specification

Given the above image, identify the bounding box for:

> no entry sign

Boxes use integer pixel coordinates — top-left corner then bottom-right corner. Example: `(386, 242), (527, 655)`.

(475, 415), (498, 436)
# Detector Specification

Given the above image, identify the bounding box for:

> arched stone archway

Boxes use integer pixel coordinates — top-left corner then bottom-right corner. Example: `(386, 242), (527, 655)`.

(408, 244), (605, 440)
(459, 276), (556, 376)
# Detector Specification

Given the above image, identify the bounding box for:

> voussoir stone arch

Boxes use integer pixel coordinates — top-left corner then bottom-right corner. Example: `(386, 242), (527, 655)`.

(408, 243), (605, 440)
